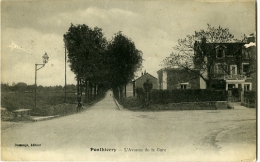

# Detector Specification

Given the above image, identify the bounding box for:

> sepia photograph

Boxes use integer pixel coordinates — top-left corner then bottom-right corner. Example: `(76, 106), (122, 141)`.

(1, 0), (257, 161)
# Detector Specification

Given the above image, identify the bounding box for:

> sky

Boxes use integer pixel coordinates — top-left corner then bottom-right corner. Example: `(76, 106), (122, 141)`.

(1, 0), (256, 86)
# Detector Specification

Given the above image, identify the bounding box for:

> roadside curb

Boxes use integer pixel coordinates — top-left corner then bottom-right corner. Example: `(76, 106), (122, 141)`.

(30, 115), (59, 121)
(112, 96), (121, 110)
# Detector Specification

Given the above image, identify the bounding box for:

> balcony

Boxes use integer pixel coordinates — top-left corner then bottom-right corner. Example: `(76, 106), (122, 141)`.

(224, 74), (246, 80)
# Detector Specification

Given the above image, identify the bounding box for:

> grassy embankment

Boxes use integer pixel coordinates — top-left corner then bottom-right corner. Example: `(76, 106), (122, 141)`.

(1, 92), (104, 117)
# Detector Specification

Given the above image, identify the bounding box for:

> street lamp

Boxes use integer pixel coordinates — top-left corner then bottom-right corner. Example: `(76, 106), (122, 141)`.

(35, 53), (49, 109)
(63, 36), (67, 103)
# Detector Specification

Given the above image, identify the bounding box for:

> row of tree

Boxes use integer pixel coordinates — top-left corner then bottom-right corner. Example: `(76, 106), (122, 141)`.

(1, 82), (77, 93)
(63, 24), (143, 100)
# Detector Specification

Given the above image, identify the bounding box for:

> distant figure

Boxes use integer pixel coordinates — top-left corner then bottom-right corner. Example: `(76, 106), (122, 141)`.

(76, 102), (82, 113)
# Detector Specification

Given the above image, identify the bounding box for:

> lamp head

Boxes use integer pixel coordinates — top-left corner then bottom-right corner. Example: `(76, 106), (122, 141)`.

(42, 52), (49, 64)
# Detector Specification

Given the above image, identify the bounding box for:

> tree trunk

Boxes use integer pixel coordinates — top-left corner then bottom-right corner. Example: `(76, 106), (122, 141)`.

(77, 78), (79, 96)
(94, 84), (97, 100)
(120, 86), (123, 100)
(125, 84), (127, 97)
(85, 80), (88, 103)
(80, 79), (82, 96)
(118, 87), (121, 101)
(89, 84), (92, 101)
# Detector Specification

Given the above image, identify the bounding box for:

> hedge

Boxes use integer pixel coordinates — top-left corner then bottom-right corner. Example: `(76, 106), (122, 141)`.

(147, 89), (227, 104)
(244, 91), (256, 99)
(242, 91), (256, 108)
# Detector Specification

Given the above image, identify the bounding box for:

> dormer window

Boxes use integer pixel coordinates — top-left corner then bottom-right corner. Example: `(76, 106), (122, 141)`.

(215, 45), (226, 59)
(216, 49), (225, 58)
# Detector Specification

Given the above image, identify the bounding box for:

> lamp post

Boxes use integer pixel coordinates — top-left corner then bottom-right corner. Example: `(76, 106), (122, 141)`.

(63, 36), (67, 103)
(35, 53), (49, 109)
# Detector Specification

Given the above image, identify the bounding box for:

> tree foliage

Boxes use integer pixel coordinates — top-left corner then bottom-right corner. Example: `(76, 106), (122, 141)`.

(64, 25), (143, 98)
(107, 32), (143, 89)
(64, 24), (107, 84)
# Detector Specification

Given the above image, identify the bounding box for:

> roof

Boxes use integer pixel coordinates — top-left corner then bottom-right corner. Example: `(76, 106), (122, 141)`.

(205, 42), (245, 46)
(134, 73), (157, 82)
(157, 67), (200, 73)
(195, 42), (246, 57)
(203, 42), (245, 52)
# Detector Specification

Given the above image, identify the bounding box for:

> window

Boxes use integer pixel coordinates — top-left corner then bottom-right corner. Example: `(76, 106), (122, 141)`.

(230, 65), (237, 75)
(181, 84), (187, 89)
(244, 84), (250, 91)
(216, 48), (225, 58)
(242, 63), (250, 74)
(180, 83), (190, 89)
(214, 64), (228, 75)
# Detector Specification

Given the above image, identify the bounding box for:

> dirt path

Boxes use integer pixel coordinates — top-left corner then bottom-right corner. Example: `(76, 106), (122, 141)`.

(1, 91), (256, 161)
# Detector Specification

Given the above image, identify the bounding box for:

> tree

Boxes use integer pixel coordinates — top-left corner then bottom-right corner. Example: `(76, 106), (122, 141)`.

(15, 82), (27, 92)
(106, 32), (143, 98)
(1, 83), (10, 92)
(162, 24), (247, 89)
(64, 24), (107, 100)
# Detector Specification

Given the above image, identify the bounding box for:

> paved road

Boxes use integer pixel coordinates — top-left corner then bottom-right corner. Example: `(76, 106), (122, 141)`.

(1, 91), (256, 161)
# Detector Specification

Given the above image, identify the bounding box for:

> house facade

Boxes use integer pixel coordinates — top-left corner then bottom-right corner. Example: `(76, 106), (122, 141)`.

(193, 35), (256, 100)
(196, 43), (255, 91)
(133, 72), (158, 96)
(157, 68), (206, 90)
(158, 34), (256, 97)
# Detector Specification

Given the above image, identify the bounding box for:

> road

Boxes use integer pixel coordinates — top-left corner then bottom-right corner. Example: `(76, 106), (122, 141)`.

(1, 91), (256, 161)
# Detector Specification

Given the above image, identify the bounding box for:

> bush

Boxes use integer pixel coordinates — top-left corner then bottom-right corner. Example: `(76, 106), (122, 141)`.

(244, 91), (256, 99)
(120, 97), (142, 109)
(135, 87), (144, 98)
(243, 91), (256, 108)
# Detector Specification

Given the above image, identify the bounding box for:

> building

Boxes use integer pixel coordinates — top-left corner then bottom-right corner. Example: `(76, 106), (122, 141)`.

(157, 68), (205, 90)
(132, 72), (158, 96)
(124, 72), (158, 97)
(195, 40), (255, 91)
(158, 34), (256, 97)
(125, 81), (134, 97)
(193, 35), (256, 100)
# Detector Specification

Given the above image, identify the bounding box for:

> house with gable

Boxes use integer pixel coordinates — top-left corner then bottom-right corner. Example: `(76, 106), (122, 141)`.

(158, 34), (256, 99)
(194, 35), (256, 94)
(124, 71), (158, 97)
(133, 71), (158, 96)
